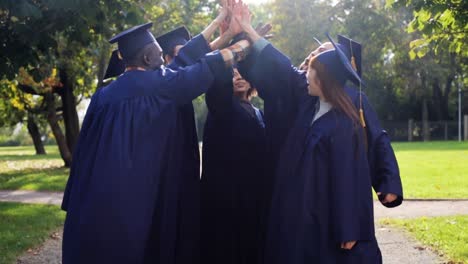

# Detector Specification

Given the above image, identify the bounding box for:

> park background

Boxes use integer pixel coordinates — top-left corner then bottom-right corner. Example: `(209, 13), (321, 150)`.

(0, 0), (467, 263)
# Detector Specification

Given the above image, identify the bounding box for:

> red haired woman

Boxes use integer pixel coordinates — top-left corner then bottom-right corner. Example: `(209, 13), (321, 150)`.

(235, 9), (382, 262)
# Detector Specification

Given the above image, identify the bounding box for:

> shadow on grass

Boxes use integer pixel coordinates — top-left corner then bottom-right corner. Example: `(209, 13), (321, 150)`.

(0, 167), (69, 192)
(0, 202), (65, 264)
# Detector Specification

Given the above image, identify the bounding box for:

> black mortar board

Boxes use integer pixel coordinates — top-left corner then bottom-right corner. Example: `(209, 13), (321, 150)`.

(315, 33), (362, 87)
(103, 49), (126, 80)
(109, 22), (157, 60)
(337, 34), (362, 78)
(156, 26), (191, 57)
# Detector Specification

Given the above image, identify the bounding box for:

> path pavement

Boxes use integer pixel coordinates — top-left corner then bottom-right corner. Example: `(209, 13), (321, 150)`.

(1, 190), (465, 264)
(374, 200), (468, 219)
(376, 225), (446, 264)
(0, 190), (63, 206)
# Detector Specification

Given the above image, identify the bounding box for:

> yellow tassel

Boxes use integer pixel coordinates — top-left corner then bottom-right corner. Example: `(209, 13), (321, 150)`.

(359, 108), (366, 128)
(117, 51), (123, 60)
(351, 56), (357, 72)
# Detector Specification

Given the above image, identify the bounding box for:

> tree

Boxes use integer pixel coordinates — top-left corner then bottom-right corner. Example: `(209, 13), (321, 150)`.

(1, 0), (217, 165)
(268, 0), (333, 65)
(0, 79), (46, 154)
(387, 0), (467, 59)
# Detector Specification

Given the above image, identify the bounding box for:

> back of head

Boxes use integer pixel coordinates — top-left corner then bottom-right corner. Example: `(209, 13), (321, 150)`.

(109, 22), (163, 70)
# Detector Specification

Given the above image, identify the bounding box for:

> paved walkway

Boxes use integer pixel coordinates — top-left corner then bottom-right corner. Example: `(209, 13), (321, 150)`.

(0, 190), (63, 206)
(376, 225), (446, 264)
(374, 200), (468, 219)
(1, 190), (466, 264)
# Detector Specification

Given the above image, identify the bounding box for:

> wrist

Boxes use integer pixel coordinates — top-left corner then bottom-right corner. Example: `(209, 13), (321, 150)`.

(246, 29), (261, 43)
(223, 28), (235, 39)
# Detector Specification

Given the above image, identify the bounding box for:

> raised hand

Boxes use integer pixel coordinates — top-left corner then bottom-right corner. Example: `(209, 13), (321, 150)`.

(216, 1), (230, 33)
(255, 23), (273, 39)
(233, 1), (252, 30)
(227, 3), (243, 36)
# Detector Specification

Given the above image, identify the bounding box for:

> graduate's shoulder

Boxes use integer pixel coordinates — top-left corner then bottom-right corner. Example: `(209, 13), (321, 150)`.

(327, 109), (357, 134)
(97, 70), (167, 104)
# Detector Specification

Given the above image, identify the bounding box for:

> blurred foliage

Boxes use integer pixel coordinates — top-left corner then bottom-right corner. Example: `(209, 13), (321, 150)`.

(264, 0), (467, 122)
(0, 0), (467, 146)
(387, 0), (467, 59)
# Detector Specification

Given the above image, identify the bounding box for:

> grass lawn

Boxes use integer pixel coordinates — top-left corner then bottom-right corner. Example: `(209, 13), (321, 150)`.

(0, 146), (68, 192)
(0, 202), (65, 264)
(0, 141), (467, 197)
(381, 215), (468, 264)
(392, 141), (468, 199)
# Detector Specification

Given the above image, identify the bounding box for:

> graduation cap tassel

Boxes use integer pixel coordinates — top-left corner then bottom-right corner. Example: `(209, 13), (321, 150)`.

(359, 84), (366, 128)
(351, 56), (357, 72)
(349, 39), (358, 72)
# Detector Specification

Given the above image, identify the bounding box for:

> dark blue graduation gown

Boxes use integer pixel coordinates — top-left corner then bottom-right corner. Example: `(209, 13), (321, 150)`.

(200, 69), (268, 264)
(163, 34), (213, 263)
(61, 52), (226, 264)
(345, 86), (403, 207)
(238, 47), (403, 209)
(241, 43), (381, 263)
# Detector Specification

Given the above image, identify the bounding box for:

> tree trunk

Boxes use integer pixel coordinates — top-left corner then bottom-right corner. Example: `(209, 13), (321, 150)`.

(58, 68), (80, 154)
(431, 78), (443, 120)
(27, 114), (46, 155)
(422, 98), (430, 141)
(45, 93), (72, 167)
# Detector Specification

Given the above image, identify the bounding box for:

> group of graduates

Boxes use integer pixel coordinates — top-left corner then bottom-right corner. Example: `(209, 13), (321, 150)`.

(61, 1), (403, 263)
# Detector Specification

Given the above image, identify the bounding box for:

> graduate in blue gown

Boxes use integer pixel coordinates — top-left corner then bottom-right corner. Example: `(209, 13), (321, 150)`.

(61, 22), (251, 264)
(201, 66), (267, 264)
(155, 26), (209, 263)
(234, 11), (382, 262)
(154, 14), (257, 262)
(298, 36), (403, 207)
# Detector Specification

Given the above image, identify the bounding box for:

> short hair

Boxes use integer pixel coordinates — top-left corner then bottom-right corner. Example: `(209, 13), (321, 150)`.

(123, 43), (155, 67)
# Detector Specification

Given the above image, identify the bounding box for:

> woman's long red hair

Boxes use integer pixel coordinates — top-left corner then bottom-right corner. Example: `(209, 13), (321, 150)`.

(309, 58), (360, 126)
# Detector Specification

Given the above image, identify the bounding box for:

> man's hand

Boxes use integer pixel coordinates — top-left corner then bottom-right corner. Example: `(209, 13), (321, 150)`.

(377, 192), (398, 204)
(298, 42), (334, 71)
(341, 241), (357, 250)
(233, 1), (252, 31)
(255, 23), (273, 39)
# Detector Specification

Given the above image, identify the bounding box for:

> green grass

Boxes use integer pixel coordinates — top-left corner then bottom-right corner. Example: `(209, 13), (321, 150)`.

(0, 202), (65, 264)
(0, 141), (467, 197)
(381, 215), (468, 264)
(392, 141), (468, 199)
(0, 145), (68, 191)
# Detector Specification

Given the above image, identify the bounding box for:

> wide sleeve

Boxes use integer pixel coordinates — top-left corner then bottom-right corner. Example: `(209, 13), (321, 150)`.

(170, 34), (212, 68)
(155, 51), (227, 106)
(360, 92), (403, 207)
(61, 89), (102, 211)
(205, 67), (234, 118)
(238, 42), (309, 104)
(237, 41), (313, 165)
(329, 122), (375, 243)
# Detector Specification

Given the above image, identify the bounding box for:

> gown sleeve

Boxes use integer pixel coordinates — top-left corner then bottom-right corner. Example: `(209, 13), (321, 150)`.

(155, 51), (228, 106)
(61, 89), (102, 211)
(360, 92), (403, 207)
(171, 34), (212, 68)
(205, 68), (234, 118)
(239, 41), (309, 104)
(237, 40), (313, 161)
(329, 120), (375, 243)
